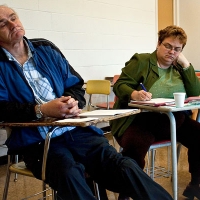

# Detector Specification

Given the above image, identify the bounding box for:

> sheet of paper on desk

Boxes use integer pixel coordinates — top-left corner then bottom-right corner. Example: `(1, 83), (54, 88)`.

(79, 109), (137, 116)
(130, 98), (175, 107)
(55, 117), (98, 123)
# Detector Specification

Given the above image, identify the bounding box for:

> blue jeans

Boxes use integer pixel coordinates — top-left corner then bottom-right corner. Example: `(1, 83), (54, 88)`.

(23, 126), (173, 200)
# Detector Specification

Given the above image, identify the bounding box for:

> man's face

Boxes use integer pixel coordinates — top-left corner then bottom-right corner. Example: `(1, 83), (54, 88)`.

(0, 6), (25, 46)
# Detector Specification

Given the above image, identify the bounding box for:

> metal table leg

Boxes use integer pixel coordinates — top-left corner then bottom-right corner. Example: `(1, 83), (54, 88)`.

(165, 112), (177, 200)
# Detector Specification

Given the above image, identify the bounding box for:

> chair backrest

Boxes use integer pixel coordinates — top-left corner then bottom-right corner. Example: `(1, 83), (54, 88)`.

(112, 75), (120, 103)
(112, 75), (120, 85)
(195, 71), (200, 80)
(85, 80), (111, 110)
(86, 80), (111, 95)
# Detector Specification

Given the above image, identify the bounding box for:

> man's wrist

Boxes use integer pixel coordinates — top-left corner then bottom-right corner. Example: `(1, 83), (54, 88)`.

(35, 104), (44, 119)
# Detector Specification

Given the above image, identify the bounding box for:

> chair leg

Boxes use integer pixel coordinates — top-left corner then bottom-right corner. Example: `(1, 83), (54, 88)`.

(52, 189), (57, 200)
(2, 169), (11, 200)
(167, 146), (171, 177)
(14, 155), (18, 182)
(93, 181), (101, 200)
(144, 150), (151, 176)
(43, 182), (47, 199)
(150, 149), (156, 180)
(3, 155), (12, 200)
(177, 143), (182, 163)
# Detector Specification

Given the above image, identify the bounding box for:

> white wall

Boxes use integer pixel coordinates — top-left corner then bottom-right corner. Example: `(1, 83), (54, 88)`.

(0, 0), (158, 81)
(176, 0), (200, 71)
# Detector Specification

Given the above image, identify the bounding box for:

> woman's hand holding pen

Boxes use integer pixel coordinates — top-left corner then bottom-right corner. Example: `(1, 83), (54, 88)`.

(131, 90), (152, 101)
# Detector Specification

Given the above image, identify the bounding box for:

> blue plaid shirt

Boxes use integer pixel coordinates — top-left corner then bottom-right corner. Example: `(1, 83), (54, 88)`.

(2, 42), (75, 139)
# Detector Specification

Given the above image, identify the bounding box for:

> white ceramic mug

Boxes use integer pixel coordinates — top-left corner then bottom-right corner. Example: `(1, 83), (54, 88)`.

(173, 92), (186, 107)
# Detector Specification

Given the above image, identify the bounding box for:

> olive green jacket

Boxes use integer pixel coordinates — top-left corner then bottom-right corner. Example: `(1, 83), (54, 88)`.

(110, 50), (200, 138)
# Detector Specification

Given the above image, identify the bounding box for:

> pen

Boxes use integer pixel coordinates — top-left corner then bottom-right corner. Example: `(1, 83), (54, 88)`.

(140, 83), (147, 92)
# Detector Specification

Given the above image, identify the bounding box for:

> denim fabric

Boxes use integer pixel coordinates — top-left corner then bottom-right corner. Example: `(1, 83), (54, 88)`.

(23, 126), (173, 200)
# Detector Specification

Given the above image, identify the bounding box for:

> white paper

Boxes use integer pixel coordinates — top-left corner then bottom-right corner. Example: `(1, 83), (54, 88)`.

(131, 98), (175, 106)
(79, 109), (137, 116)
(55, 117), (98, 123)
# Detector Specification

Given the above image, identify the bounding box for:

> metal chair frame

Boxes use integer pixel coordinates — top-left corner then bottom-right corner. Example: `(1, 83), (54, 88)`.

(146, 142), (182, 180)
(3, 155), (56, 200)
(119, 141), (182, 180)
(3, 126), (59, 200)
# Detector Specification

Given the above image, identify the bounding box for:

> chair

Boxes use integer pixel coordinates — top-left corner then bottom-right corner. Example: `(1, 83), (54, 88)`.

(119, 141), (182, 181)
(145, 141), (182, 180)
(85, 79), (112, 137)
(88, 75), (120, 110)
(3, 156), (56, 200)
(86, 80), (111, 111)
(3, 127), (58, 200)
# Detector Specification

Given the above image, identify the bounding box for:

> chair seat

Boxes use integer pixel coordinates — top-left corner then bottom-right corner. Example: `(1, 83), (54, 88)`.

(9, 161), (34, 177)
(96, 102), (115, 109)
(149, 140), (171, 150)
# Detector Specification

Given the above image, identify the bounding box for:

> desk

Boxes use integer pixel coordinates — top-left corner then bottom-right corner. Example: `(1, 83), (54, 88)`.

(128, 103), (200, 200)
(1, 109), (140, 181)
(0, 109), (140, 128)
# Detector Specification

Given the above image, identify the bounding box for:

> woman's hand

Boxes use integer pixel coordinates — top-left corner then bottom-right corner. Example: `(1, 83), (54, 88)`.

(174, 53), (190, 68)
(131, 90), (152, 101)
(39, 96), (82, 118)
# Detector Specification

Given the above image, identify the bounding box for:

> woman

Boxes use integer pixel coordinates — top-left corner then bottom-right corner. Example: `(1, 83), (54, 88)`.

(110, 25), (200, 200)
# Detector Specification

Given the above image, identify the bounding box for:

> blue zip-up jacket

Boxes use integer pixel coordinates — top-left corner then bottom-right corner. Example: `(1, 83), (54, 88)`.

(0, 37), (102, 153)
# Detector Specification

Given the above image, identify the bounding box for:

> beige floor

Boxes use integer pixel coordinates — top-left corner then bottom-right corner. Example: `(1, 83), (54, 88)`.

(0, 134), (194, 200)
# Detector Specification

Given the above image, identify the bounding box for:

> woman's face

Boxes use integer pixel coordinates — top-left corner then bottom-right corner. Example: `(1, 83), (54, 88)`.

(156, 36), (183, 67)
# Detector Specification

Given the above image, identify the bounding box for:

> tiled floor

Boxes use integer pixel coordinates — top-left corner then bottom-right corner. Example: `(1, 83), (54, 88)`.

(0, 134), (194, 199)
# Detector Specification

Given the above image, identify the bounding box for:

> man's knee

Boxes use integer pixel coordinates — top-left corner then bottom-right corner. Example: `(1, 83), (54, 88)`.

(48, 156), (85, 178)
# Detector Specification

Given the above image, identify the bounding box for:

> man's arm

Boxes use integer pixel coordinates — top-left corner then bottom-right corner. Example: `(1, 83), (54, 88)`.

(0, 101), (36, 122)
(63, 64), (86, 109)
(63, 85), (86, 109)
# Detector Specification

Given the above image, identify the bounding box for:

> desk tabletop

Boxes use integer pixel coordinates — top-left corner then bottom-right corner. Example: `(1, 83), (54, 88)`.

(0, 109), (140, 127)
(128, 103), (200, 112)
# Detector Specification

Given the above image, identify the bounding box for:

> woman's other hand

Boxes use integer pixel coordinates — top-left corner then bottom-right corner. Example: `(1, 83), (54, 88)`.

(175, 53), (190, 68)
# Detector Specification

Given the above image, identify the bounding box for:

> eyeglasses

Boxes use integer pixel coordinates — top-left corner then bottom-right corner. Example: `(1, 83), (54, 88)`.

(161, 43), (182, 53)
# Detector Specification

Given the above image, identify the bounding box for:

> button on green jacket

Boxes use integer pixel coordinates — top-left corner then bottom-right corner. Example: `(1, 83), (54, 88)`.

(110, 50), (200, 138)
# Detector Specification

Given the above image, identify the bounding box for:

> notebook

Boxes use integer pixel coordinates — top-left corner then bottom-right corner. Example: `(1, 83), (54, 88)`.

(55, 117), (98, 123)
(184, 96), (200, 104)
(130, 98), (175, 107)
(55, 109), (137, 122)
(130, 96), (200, 107)
(78, 109), (137, 116)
